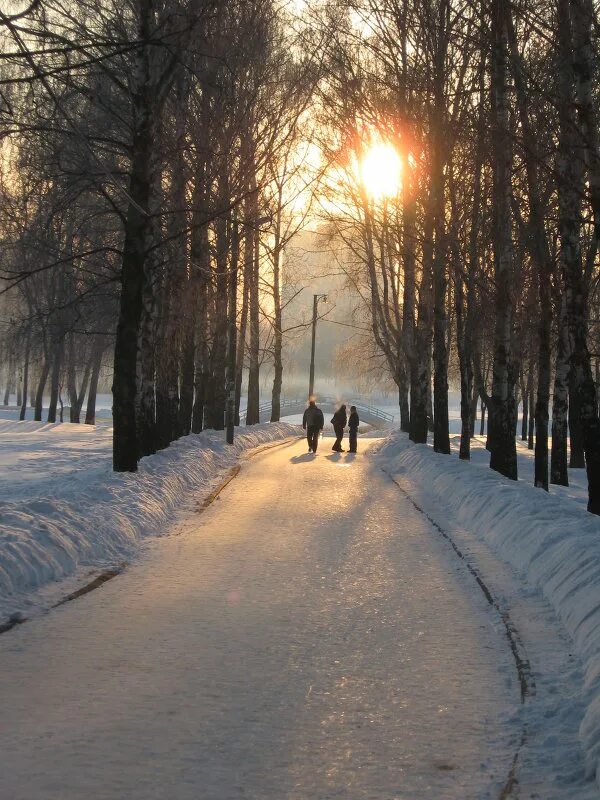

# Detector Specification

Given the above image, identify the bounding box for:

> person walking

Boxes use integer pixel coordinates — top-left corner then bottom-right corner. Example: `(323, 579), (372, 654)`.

(348, 405), (360, 453)
(302, 399), (324, 453)
(331, 404), (347, 452)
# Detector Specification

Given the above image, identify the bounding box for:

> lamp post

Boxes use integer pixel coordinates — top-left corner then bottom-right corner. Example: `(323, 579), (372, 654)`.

(308, 293), (328, 399)
(226, 214), (272, 445)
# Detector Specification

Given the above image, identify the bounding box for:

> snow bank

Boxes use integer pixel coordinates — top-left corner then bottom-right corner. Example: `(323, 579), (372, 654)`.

(373, 432), (600, 787)
(0, 422), (299, 618)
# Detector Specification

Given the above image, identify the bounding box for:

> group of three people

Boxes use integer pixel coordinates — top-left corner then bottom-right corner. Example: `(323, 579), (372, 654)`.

(302, 399), (360, 454)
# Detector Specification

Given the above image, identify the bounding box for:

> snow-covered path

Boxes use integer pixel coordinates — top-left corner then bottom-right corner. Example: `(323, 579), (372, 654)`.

(0, 438), (518, 800)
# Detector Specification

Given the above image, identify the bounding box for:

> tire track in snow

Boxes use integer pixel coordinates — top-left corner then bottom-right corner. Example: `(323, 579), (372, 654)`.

(381, 468), (534, 799)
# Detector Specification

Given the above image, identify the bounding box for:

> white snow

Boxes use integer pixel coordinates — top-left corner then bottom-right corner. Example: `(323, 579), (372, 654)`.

(0, 416), (299, 620)
(2, 394), (599, 795)
(0, 439), (521, 799)
(373, 431), (600, 791)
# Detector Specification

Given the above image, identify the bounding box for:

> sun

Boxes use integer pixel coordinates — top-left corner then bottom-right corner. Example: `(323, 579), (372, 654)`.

(355, 141), (402, 200)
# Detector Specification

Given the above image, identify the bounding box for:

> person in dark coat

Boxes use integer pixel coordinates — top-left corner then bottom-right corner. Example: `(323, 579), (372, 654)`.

(348, 406), (360, 453)
(331, 404), (347, 452)
(303, 399), (324, 453)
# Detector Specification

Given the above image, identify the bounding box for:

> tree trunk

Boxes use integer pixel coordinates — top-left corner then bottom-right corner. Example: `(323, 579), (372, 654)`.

(455, 259), (473, 460)
(67, 337), (92, 424)
(112, 1), (157, 472)
(551, 297), (570, 485)
(397, 365), (410, 433)
(34, 359), (50, 421)
(224, 217), (241, 441)
(2, 369), (10, 406)
(528, 385), (535, 450)
(469, 388), (478, 437)
(179, 321), (196, 437)
(566, 0), (600, 512)
(191, 272), (209, 434)
(47, 341), (63, 423)
(507, 4), (553, 489)
(192, 313), (208, 434)
(488, 0), (517, 480)
(401, 187), (416, 434)
(137, 260), (159, 456)
(190, 178), (211, 435)
(270, 210), (283, 423)
(67, 335), (78, 422)
(85, 343), (104, 425)
(432, 231), (450, 453)
(430, 1), (450, 451)
(426, 366), (434, 433)
(155, 279), (177, 451)
(19, 334), (30, 422)
(205, 183), (229, 431)
(521, 383), (529, 441)
(246, 191), (261, 426)
(409, 204), (434, 444)
(235, 265), (250, 426)
(533, 285), (552, 489)
(568, 372), (586, 467)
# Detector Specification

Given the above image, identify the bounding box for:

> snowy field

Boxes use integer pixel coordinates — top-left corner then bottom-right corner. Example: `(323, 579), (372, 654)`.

(2, 394), (600, 795)
(0, 437), (584, 800)
(0, 409), (299, 620)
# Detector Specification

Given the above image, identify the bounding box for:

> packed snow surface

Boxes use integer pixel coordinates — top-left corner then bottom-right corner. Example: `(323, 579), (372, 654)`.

(0, 418), (298, 618)
(2, 404), (598, 796)
(0, 439), (519, 799)
(374, 432), (600, 792)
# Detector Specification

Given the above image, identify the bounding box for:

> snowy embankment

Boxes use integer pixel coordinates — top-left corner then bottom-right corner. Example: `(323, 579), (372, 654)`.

(0, 419), (299, 620)
(374, 432), (600, 788)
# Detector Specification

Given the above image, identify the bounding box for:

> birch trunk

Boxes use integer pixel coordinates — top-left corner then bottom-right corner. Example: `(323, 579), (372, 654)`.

(270, 218), (283, 423)
(235, 260), (250, 426)
(245, 181), (261, 426)
(409, 202), (434, 444)
(85, 343), (104, 425)
(488, 0), (517, 480)
(557, 0), (600, 514)
(112, 0), (156, 471)
(47, 341), (63, 423)
(19, 333), (30, 422)
(551, 296), (570, 485)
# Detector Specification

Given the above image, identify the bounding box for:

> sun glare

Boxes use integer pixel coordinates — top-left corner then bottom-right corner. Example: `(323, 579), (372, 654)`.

(355, 142), (402, 200)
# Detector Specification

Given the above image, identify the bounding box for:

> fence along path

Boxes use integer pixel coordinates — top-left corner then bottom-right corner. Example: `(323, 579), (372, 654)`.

(241, 396), (395, 429)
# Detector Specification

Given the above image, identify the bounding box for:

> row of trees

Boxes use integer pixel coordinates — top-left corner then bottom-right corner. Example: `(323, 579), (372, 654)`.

(4, 0), (600, 519)
(308, 0), (600, 513)
(0, 0), (315, 468)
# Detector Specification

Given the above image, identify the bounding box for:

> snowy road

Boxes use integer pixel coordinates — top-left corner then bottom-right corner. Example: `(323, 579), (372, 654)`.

(0, 437), (518, 800)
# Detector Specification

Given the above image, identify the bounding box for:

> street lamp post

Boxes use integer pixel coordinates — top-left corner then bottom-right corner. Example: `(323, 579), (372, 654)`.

(308, 293), (327, 399)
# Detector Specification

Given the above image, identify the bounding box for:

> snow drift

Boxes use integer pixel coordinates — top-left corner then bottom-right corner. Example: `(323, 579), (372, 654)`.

(373, 432), (600, 788)
(0, 421), (299, 618)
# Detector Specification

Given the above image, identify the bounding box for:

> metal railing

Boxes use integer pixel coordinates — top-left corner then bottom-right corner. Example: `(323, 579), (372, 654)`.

(240, 395), (395, 425)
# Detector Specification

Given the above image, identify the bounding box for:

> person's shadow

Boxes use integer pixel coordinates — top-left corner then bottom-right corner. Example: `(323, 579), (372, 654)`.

(325, 452), (343, 462)
(290, 453), (317, 464)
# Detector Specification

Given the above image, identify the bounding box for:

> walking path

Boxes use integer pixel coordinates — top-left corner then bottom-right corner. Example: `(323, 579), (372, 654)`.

(0, 438), (521, 799)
